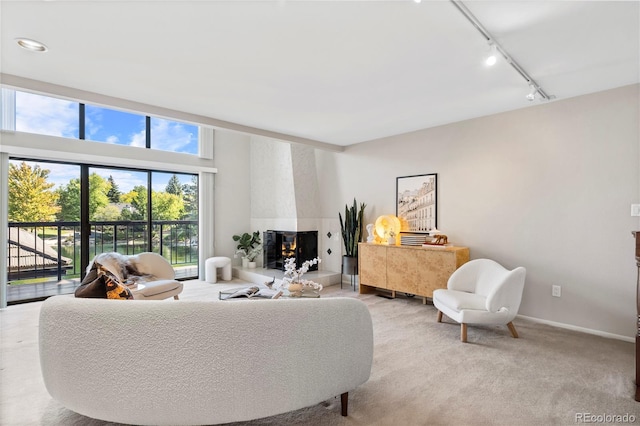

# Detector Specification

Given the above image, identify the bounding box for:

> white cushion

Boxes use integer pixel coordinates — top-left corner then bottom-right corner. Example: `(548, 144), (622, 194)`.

(131, 279), (182, 299)
(433, 289), (486, 311)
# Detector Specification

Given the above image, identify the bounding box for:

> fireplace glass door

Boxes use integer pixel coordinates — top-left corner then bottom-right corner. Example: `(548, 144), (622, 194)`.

(263, 230), (318, 271)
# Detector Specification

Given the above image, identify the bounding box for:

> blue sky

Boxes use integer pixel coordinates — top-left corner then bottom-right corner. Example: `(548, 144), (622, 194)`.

(13, 91), (198, 192)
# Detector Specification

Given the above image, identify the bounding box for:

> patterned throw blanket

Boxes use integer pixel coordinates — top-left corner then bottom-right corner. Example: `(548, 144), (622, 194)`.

(75, 260), (133, 299)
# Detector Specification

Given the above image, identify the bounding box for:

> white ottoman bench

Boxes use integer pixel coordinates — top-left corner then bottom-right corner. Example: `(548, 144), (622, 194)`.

(205, 257), (232, 283)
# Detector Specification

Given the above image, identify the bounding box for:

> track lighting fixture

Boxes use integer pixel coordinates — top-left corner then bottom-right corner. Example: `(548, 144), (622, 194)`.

(526, 84), (538, 101)
(450, 0), (554, 101)
(485, 43), (497, 67)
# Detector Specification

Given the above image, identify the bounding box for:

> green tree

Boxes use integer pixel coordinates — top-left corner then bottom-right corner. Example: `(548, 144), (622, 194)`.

(8, 161), (59, 222)
(106, 175), (121, 203)
(152, 192), (185, 220)
(182, 175), (198, 220)
(88, 173), (111, 220)
(121, 185), (184, 220)
(121, 187), (185, 221)
(93, 204), (122, 221)
(56, 179), (81, 222)
(56, 173), (111, 221)
(121, 185), (147, 220)
(165, 174), (183, 197)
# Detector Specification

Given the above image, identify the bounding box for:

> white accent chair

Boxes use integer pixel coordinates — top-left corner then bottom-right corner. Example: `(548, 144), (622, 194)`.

(39, 296), (374, 425)
(90, 252), (183, 300)
(432, 258), (526, 343)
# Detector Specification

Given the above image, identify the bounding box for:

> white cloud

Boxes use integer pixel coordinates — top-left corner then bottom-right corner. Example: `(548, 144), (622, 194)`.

(149, 118), (197, 153)
(84, 109), (102, 138)
(15, 91), (78, 138)
(91, 168), (147, 194)
(129, 129), (146, 147)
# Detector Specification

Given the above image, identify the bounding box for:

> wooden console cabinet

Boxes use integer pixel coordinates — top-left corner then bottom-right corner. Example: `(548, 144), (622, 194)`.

(358, 243), (469, 302)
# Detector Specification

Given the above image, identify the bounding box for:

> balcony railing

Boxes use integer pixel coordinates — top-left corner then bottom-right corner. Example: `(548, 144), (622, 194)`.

(8, 220), (198, 284)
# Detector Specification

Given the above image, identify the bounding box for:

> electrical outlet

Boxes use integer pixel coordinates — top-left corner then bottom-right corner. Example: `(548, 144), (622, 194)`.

(632, 204), (640, 216)
(552, 285), (561, 298)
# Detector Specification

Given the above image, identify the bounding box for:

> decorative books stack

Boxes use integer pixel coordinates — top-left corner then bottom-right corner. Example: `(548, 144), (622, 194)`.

(400, 234), (427, 246)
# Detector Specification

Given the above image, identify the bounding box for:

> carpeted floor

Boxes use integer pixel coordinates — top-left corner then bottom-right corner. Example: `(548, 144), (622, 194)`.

(1, 279), (638, 425)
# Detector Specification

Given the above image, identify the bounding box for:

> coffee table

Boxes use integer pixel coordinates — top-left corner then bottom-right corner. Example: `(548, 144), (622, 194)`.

(218, 286), (320, 300)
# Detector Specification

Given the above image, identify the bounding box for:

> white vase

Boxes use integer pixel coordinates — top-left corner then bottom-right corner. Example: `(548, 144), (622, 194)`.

(248, 261), (257, 269)
(242, 257), (249, 268)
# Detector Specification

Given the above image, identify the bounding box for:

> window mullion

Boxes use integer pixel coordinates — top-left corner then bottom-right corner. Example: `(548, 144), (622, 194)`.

(146, 116), (151, 149)
(80, 165), (90, 279)
(79, 103), (85, 140)
(147, 171), (152, 252)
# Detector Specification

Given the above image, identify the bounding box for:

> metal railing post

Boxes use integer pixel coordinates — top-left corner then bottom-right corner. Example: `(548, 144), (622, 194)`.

(57, 225), (62, 281)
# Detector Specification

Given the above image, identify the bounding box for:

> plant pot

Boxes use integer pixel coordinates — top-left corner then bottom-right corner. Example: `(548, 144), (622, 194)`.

(248, 261), (257, 269)
(242, 257), (249, 268)
(342, 255), (358, 276)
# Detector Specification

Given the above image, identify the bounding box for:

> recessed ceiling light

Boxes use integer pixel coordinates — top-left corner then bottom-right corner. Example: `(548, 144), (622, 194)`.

(16, 38), (48, 52)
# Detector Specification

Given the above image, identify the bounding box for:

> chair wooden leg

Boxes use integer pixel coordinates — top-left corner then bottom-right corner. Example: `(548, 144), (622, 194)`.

(507, 321), (519, 338)
(341, 392), (348, 416)
(173, 295), (179, 300)
(461, 323), (467, 342)
(437, 311), (443, 323)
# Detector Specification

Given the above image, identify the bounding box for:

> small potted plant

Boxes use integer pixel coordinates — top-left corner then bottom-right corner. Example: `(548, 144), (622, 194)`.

(245, 245), (262, 268)
(233, 231), (261, 268)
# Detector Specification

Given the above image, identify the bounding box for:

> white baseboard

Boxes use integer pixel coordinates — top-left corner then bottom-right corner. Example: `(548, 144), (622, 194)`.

(516, 314), (634, 343)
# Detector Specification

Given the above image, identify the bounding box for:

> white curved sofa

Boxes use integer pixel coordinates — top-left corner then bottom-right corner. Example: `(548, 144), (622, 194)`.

(39, 295), (374, 425)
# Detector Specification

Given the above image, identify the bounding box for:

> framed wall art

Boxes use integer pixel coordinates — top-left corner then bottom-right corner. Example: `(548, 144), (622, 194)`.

(396, 173), (437, 234)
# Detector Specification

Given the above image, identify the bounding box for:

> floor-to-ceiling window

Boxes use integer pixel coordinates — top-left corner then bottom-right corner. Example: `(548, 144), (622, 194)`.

(2, 89), (206, 304)
(7, 159), (82, 302)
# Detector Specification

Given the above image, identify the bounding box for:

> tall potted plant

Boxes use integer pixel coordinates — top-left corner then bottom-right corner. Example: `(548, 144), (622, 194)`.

(339, 198), (366, 276)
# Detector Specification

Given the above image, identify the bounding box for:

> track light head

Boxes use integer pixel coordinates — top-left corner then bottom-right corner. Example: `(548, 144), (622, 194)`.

(526, 84), (538, 101)
(485, 43), (497, 67)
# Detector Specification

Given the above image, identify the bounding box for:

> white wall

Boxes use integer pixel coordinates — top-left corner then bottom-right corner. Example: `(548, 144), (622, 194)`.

(250, 136), (298, 232)
(213, 130), (252, 266)
(315, 84), (640, 339)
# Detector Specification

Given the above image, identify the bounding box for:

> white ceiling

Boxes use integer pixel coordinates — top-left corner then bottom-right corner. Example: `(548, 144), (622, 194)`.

(1, 1), (638, 148)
